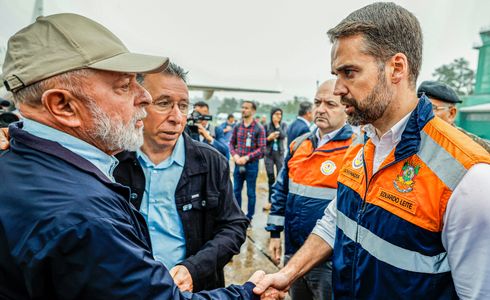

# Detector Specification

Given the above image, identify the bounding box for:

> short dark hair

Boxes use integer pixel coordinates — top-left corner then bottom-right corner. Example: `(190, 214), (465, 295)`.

(327, 2), (422, 87)
(227, 113), (235, 120)
(193, 101), (209, 109)
(242, 100), (257, 111)
(136, 62), (188, 84)
(298, 101), (312, 116)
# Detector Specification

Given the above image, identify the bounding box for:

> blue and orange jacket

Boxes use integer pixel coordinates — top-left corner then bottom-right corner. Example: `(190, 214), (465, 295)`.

(333, 96), (490, 299)
(266, 124), (354, 255)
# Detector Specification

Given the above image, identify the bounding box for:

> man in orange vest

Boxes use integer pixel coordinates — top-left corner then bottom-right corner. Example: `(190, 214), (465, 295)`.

(266, 80), (353, 300)
(255, 2), (490, 299)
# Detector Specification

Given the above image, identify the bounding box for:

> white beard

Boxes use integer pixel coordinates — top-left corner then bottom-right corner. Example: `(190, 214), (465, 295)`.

(88, 102), (146, 152)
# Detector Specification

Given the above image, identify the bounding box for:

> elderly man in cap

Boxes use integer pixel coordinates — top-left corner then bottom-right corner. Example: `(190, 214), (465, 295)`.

(0, 13), (272, 300)
(418, 80), (490, 152)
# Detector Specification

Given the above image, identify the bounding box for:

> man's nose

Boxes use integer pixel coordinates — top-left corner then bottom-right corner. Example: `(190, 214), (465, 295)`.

(135, 85), (152, 107)
(334, 81), (347, 96)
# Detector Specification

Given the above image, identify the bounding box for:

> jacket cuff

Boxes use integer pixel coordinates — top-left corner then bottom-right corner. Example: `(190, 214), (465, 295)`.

(241, 282), (259, 300)
(179, 260), (203, 292)
(270, 231), (281, 238)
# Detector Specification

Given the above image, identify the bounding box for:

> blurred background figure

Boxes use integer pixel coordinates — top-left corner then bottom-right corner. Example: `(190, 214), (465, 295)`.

(287, 101), (313, 146)
(263, 107), (287, 210)
(418, 80), (490, 152)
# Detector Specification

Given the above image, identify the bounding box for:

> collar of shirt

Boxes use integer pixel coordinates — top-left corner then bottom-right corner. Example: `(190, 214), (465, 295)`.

(298, 116), (310, 127)
(22, 118), (119, 182)
(363, 111), (412, 173)
(315, 126), (344, 148)
(136, 134), (185, 169)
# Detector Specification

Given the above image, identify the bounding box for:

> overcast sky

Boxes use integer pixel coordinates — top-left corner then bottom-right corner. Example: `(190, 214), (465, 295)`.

(1, 0), (489, 104)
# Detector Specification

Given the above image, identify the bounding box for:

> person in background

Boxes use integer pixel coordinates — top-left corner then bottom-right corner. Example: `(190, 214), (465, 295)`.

(263, 107), (287, 210)
(229, 100), (266, 222)
(219, 113), (236, 143)
(417, 80), (490, 152)
(287, 101), (313, 145)
(188, 101), (229, 158)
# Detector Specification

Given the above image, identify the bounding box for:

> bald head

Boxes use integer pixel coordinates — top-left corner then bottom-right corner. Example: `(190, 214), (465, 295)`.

(313, 79), (347, 135)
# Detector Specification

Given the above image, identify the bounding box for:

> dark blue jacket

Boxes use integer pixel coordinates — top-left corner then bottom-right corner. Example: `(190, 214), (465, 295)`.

(0, 123), (256, 300)
(287, 118), (310, 146)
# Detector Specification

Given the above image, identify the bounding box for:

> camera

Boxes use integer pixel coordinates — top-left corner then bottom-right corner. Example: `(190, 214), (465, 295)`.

(0, 99), (19, 128)
(187, 110), (212, 134)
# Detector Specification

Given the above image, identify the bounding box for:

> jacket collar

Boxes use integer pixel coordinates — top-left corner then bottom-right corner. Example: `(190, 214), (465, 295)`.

(9, 122), (114, 184)
(393, 95), (434, 160)
(309, 123), (354, 148)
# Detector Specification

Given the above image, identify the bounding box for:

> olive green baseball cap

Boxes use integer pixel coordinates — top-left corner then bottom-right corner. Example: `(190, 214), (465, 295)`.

(2, 13), (169, 92)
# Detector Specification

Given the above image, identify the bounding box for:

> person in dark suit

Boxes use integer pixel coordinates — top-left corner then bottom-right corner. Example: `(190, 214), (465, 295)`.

(287, 101), (313, 146)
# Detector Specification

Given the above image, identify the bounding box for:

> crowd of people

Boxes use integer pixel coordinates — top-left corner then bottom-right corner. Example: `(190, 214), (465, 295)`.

(1, 2), (490, 300)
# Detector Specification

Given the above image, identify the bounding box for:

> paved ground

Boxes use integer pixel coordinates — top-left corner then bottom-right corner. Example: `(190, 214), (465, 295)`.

(224, 162), (285, 286)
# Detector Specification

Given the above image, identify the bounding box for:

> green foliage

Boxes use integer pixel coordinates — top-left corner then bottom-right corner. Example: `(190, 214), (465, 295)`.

(217, 96), (309, 117)
(432, 57), (475, 96)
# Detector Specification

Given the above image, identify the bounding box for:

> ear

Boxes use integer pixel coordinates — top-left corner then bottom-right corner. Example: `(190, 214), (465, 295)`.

(389, 53), (408, 85)
(448, 106), (457, 123)
(41, 89), (83, 128)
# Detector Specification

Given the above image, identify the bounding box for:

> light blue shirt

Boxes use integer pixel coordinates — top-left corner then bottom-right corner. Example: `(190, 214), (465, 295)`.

(22, 118), (119, 181)
(136, 135), (186, 270)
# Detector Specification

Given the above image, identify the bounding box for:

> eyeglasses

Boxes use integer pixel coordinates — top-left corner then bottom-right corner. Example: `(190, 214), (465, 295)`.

(431, 104), (453, 111)
(152, 99), (189, 114)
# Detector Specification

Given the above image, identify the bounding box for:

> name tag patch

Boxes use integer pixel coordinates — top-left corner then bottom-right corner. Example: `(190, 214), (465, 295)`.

(342, 167), (363, 183)
(377, 188), (417, 215)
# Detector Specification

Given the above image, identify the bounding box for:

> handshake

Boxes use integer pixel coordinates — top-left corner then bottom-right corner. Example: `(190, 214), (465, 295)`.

(247, 269), (292, 300)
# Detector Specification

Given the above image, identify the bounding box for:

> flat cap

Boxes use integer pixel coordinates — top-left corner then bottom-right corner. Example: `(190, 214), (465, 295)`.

(417, 81), (461, 104)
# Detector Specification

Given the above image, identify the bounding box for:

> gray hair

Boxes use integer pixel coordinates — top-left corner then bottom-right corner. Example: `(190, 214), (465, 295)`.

(327, 2), (422, 87)
(13, 69), (96, 106)
(136, 62), (188, 84)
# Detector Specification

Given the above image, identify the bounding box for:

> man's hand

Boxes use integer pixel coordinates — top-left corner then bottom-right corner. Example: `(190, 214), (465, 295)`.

(196, 124), (214, 143)
(248, 271), (286, 300)
(253, 271), (291, 297)
(234, 155), (248, 165)
(170, 265), (193, 292)
(223, 125), (232, 133)
(1, 128), (9, 150)
(269, 238), (282, 265)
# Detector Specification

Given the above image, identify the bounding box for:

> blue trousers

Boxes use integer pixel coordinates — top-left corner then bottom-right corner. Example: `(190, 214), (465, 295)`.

(284, 255), (333, 300)
(233, 160), (259, 220)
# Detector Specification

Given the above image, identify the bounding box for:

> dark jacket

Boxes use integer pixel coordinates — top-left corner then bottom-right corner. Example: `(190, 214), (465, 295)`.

(265, 122), (288, 155)
(287, 117), (310, 146)
(0, 123), (255, 300)
(114, 133), (248, 292)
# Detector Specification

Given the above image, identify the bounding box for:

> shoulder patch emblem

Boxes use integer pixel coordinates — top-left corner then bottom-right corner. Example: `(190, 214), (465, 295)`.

(321, 160), (336, 176)
(352, 148), (364, 169)
(393, 160), (421, 193)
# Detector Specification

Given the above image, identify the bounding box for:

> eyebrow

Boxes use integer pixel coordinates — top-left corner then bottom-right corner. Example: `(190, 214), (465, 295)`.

(331, 64), (355, 75)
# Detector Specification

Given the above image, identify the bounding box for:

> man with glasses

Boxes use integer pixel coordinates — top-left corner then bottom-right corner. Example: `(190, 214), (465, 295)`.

(114, 63), (248, 292)
(418, 80), (490, 152)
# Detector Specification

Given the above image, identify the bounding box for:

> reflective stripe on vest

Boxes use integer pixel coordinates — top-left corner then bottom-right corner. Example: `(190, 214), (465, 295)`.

(419, 131), (467, 191)
(289, 181), (337, 200)
(267, 215), (285, 226)
(337, 210), (451, 274)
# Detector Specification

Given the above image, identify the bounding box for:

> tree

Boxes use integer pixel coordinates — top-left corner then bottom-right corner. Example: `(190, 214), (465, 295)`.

(432, 57), (475, 96)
